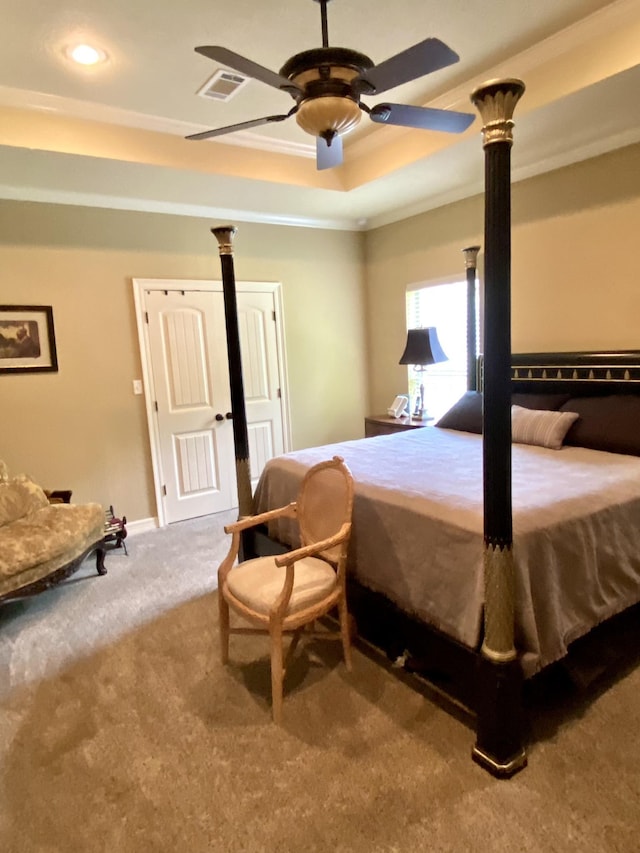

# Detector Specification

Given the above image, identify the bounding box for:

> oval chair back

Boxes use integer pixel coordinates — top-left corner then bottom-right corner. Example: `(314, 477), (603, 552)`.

(297, 456), (354, 566)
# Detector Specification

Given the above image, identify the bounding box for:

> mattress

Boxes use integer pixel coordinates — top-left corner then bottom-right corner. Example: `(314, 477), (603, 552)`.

(252, 427), (640, 677)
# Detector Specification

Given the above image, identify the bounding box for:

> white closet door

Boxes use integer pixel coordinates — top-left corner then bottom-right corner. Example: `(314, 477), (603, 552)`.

(146, 289), (234, 522)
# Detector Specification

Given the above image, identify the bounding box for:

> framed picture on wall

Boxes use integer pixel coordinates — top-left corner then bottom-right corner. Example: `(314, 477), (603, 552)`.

(0, 305), (58, 374)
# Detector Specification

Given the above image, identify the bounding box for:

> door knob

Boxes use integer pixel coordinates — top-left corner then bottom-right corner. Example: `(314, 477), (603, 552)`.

(215, 413), (224, 422)
(225, 412), (233, 420)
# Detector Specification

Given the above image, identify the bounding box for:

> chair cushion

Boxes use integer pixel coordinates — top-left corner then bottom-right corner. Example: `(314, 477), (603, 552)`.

(226, 555), (337, 616)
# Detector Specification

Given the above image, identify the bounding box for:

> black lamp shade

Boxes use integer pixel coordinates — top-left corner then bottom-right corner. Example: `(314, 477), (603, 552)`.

(399, 327), (448, 366)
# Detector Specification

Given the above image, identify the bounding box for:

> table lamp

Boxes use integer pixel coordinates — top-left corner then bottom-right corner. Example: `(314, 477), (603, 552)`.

(399, 327), (448, 419)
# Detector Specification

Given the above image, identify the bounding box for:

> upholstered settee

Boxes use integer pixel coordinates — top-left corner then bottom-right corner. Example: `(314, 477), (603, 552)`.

(0, 461), (106, 601)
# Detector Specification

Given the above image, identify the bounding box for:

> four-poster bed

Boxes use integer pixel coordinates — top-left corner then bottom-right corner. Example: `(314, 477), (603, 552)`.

(213, 78), (640, 776)
(242, 351), (640, 769)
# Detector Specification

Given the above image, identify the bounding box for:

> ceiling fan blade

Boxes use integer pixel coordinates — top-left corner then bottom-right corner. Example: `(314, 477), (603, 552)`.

(195, 46), (302, 96)
(369, 103), (475, 134)
(316, 134), (343, 171)
(186, 112), (294, 142)
(355, 38), (459, 95)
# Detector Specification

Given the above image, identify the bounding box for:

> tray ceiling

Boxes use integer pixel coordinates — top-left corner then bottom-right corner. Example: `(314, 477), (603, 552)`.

(0, 0), (638, 230)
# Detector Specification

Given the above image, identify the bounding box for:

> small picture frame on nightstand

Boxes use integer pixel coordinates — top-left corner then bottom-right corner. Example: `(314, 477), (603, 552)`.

(387, 395), (410, 418)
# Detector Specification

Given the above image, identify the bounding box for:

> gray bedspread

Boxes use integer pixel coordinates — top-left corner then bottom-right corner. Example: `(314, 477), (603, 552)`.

(253, 427), (640, 677)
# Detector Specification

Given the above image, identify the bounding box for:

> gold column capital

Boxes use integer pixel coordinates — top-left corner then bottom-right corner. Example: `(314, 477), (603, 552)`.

(470, 78), (525, 147)
(211, 225), (238, 255)
(462, 245), (481, 269)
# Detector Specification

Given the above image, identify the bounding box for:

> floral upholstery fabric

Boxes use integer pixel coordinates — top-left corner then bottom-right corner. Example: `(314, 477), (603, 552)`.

(0, 478), (50, 527)
(0, 462), (105, 598)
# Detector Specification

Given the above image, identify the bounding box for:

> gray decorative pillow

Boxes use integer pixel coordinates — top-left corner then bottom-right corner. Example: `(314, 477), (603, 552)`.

(511, 405), (579, 450)
(435, 392), (483, 434)
(560, 395), (640, 456)
(436, 392), (572, 436)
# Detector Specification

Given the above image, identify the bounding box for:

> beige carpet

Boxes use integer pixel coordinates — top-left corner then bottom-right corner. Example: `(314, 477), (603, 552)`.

(1, 514), (639, 853)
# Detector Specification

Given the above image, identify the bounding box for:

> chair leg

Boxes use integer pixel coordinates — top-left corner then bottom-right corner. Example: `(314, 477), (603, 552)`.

(218, 592), (230, 665)
(338, 598), (353, 672)
(270, 625), (284, 724)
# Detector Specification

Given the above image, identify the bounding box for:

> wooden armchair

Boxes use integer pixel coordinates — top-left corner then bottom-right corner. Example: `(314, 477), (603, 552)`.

(217, 456), (354, 722)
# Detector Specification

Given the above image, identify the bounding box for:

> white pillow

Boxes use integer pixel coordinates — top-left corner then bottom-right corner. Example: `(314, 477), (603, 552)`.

(511, 405), (579, 450)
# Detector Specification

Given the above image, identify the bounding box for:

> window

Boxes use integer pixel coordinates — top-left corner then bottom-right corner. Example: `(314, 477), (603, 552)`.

(405, 280), (477, 421)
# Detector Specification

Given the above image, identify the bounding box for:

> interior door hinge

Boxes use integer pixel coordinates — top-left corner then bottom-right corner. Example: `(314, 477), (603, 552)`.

(154, 401), (158, 412)
(272, 310), (276, 322)
(145, 311), (149, 324)
(162, 485), (167, 496)
(277, 387), (281, 398)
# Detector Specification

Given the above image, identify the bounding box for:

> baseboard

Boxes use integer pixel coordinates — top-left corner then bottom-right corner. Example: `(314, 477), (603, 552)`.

(125, 517), (158, 536)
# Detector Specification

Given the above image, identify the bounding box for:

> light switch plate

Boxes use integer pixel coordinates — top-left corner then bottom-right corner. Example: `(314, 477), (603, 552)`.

(133, 379), (143, 395)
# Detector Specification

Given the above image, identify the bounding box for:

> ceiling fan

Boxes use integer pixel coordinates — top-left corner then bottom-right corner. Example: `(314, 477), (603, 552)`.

(187, 0), (475, 170)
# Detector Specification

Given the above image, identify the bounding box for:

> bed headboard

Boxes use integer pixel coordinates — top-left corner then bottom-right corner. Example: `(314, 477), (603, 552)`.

(469, 350), (640, 457)
(478, 350), (640, 396)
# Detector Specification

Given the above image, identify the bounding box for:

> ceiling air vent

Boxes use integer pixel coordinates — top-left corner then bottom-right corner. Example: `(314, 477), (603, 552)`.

(197, 69), (249, 102)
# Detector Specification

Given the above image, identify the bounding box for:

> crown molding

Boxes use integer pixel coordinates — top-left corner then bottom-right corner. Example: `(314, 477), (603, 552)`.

(367, 123), (640, 231)
(447, 1), (633, 105)
(0, 182), (364, 231)
(0, 84), (316, 160)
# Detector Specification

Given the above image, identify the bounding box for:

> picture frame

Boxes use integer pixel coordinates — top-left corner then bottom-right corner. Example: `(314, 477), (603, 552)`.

(0, 305), (58, 374)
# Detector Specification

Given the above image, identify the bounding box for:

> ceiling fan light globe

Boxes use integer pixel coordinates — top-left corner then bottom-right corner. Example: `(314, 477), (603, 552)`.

(295, 96), (361, 138)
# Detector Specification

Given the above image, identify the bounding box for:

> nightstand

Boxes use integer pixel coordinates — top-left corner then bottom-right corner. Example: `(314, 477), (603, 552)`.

(364, 414), (431, 437)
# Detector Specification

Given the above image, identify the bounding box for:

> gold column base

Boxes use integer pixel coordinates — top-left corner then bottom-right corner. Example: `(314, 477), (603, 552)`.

(482, 543), (517, 662)
(472, 744), (528, 778)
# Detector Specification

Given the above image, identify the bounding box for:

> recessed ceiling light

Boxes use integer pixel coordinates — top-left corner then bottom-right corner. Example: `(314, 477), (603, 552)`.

(66, 44), (107, 66)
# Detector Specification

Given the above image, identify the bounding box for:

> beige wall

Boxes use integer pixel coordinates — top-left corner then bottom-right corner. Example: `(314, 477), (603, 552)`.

(3, 142), (639, 523)
(364, 143), (640, 413)
(0, 203), (367, 521)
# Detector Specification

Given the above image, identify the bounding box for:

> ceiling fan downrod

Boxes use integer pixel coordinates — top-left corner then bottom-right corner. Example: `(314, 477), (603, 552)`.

(314, 0), (332, 49)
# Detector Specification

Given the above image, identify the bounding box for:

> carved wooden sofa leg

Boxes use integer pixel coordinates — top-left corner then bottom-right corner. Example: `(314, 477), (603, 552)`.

(96, 544), (108, 576)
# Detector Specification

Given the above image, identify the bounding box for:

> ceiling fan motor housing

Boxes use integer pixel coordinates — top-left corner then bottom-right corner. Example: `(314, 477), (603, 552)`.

(280, 47), (374, 139)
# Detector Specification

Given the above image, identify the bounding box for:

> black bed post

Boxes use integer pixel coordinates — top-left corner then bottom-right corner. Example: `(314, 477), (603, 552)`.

(462, 245), (480, 390)
(470, 79), (527, 777)
(211, 226), (253, 547)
